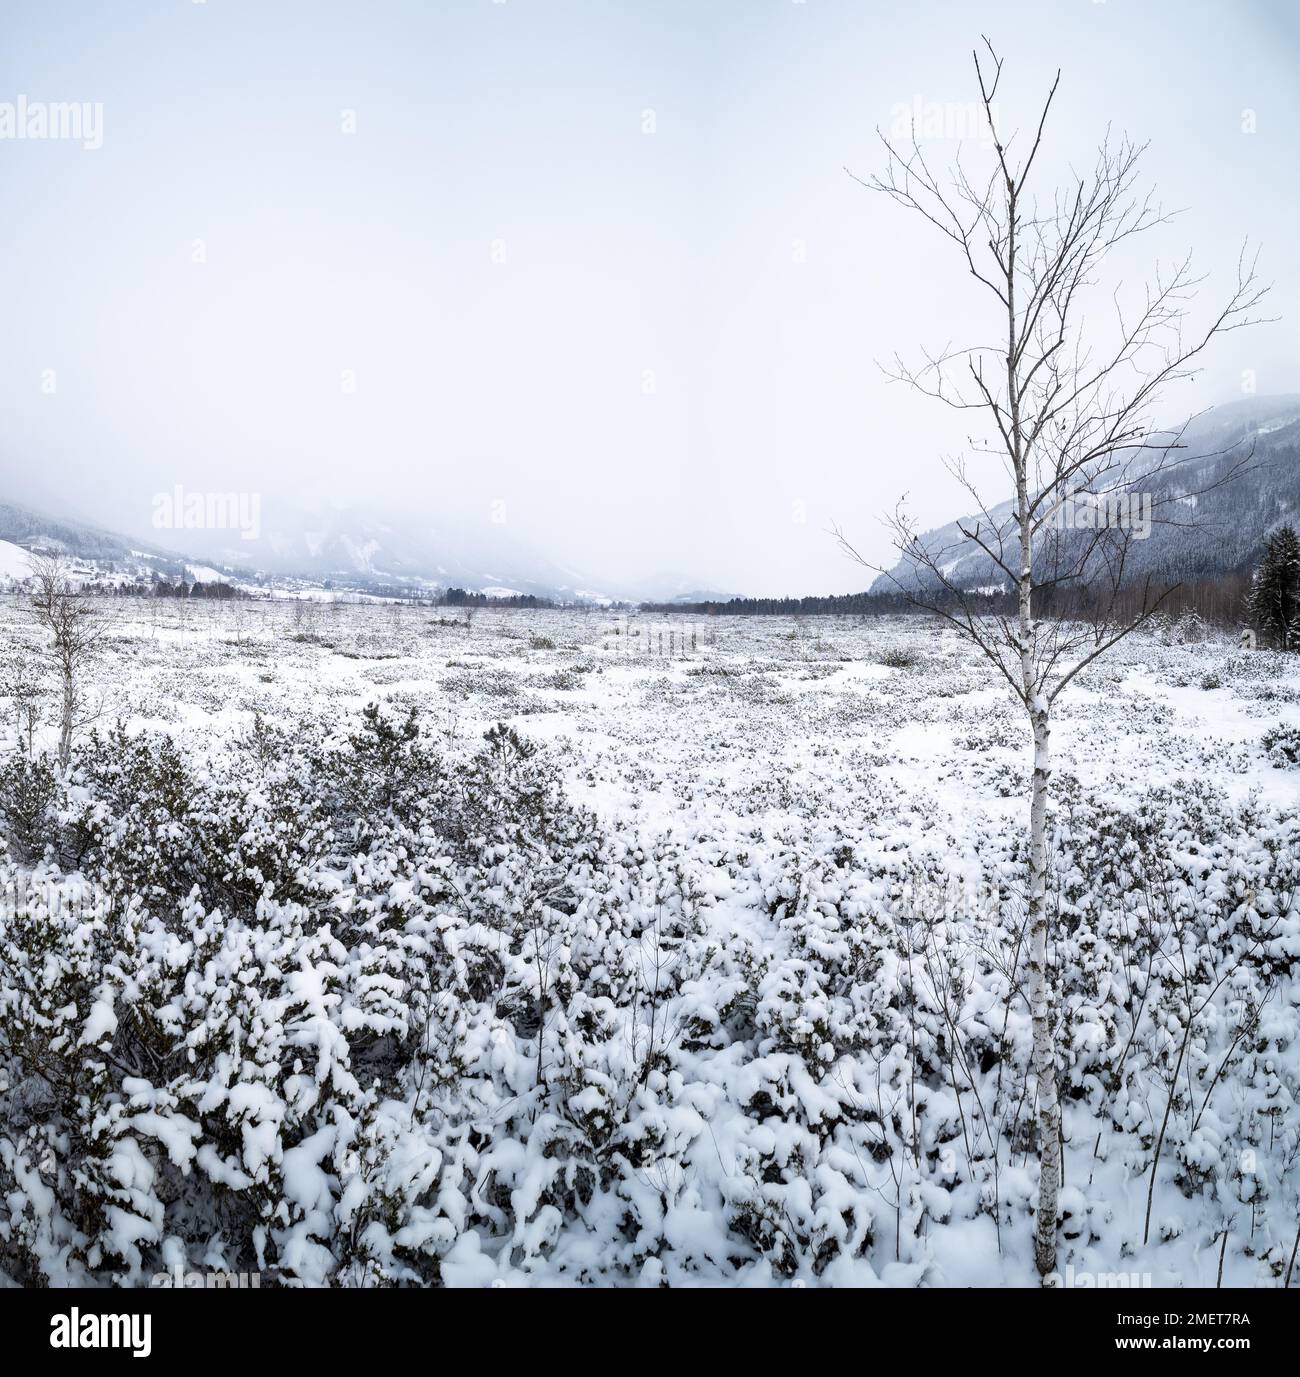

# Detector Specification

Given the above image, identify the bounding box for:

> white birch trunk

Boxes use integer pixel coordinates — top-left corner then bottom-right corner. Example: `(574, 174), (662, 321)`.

(59, 662), (74, 768)
(1027, 705), (1060, 1276)
(1017, 520), (1061, 1278)
(1004, 174), (1062, 1277)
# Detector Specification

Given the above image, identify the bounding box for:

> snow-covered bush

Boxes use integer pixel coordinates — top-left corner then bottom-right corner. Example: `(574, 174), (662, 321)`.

(1262, 725), (1300, 768)
(0, 753), (56, 862)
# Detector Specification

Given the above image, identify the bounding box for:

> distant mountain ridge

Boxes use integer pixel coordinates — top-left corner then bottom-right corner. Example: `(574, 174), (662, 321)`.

(0, 499), (144, 563)
(871, 395), (1300, 594)
(0, 494), (722, 604)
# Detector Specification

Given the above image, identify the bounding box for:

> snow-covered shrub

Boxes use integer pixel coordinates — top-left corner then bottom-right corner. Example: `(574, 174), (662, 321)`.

(878, 647), (920, 669)
(1262, 726), (1300, 768)
(0, 753), (57, 862)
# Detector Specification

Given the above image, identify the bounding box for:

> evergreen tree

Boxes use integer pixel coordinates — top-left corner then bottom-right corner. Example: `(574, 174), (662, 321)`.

(1248, 524), (1300, 650)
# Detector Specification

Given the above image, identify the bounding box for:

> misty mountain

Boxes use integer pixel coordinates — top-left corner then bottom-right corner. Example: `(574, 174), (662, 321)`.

(150, 497), (734, 603)
(871, 395), (1300, 595)
(164, 498), (603, 600)
(0, 500), (139, 563)
(0, 493), (726, 604)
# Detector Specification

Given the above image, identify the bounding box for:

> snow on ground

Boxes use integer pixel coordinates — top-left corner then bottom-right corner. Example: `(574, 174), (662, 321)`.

(0, 540), (32, 583)
(1, 595), (1297, 1288)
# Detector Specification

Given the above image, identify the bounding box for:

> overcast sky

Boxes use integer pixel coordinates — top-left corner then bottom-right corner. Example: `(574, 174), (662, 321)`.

(1, 0), (1297, 595)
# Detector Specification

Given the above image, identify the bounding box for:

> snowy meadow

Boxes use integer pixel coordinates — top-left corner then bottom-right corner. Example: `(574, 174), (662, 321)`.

(1, 596), (1297, 1288)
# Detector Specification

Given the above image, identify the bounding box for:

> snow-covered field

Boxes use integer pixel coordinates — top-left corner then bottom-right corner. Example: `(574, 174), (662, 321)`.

(1, 595), (1298, 1287)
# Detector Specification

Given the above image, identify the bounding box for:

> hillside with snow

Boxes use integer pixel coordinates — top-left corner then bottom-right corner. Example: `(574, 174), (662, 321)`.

(872, 396), (1300, 595)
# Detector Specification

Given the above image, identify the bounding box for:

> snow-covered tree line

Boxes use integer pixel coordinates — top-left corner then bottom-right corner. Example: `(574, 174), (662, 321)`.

(1249, 524), (1300, 652)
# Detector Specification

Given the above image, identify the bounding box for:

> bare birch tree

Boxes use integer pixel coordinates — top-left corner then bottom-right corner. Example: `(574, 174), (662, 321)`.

(28, 552), (104, 767)
(838, 40), (1270, 1279)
